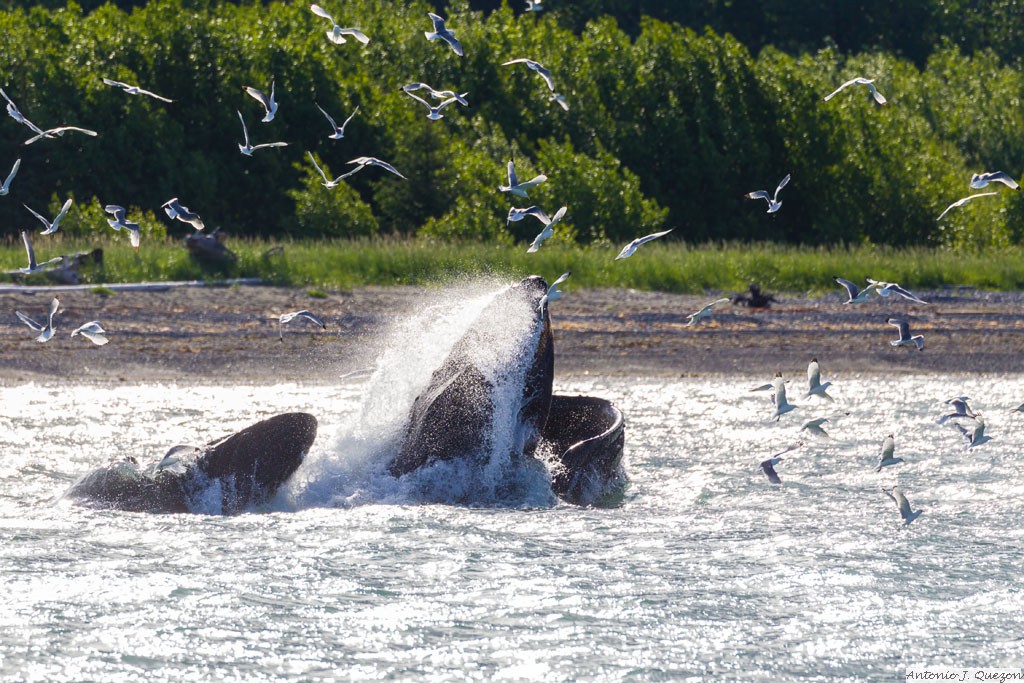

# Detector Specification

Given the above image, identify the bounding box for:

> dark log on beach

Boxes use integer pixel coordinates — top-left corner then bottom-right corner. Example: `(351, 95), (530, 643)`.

(185, 229), (237, 266)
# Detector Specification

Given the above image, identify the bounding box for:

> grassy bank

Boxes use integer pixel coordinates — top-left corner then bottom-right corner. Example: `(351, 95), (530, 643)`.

(4, 235), (1024, 294)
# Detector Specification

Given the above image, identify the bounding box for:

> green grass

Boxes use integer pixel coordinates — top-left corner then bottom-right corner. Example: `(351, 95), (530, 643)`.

(4, 235), (1024, 294)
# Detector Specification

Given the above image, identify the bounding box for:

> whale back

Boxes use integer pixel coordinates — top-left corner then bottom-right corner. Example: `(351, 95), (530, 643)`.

(542, 395), (626, 506)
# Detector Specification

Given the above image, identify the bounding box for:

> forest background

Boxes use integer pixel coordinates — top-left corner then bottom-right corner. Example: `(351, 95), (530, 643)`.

(1, 0), (1023, 288)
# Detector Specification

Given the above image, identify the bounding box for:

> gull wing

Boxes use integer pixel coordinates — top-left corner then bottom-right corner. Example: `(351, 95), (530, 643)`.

(338, 28), (370, 44)
(775, 173), (791, 197)
(1, 157), (19, 192)
(309, 4), (334, 21)
(16, 310), (44, 332)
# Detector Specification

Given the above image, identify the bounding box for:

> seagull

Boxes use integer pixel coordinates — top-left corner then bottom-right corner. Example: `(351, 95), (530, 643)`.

(527, 206), (567, 253)
(16, 296), (60, 343)
(104, 205), (141, 249)
(307, 152), (346, 189)
(1, 87), (46, 136)
(953, 415), (993, 451)
(340, 156), (407, 180)
(316, 103), (359, 139)
(538, 271), (570, 312)
(237, 110), (288, 156)
(882, 487), (923, 525)
(499, 159), (547, 198)
(937, 396), (976, 425)
(507, 205), (551, 225)
(70, 321), (109, 346)
(501, 58), (555, 91)
(614, 229), (674, 260)
(823, 77), (887, 105)
(744, 173), (790, 214)
(970, 171), (1019, 191)
(834, 276), (879, 304)
(279, 310), (327, 340)
(887, 317), (924, 351)
(161, 198), (205, 231)
(308, 5), (370, 44)
(936, 192), (998, 221)
(685, 297), (731, 327)
(759, 443), (800, 484)
(805, 358), (834, 401)
(525, 0), (543, 11)
(424, 12), (463, 56)
(18, 230), (63, 275)
(101, 78), (173, 103)
(0, 158), (19, 195)
(25, 198), (73, 236)
(23, 126), (99, 146)
(770, 372), (797, 421)
(402, 91), (462, 120)
(874, 434), (903, 472)
(243, 81), (278, 123)
(800, 417), (834, 439)
(400, 83), (469, 107)
(866, 278), (929, 304)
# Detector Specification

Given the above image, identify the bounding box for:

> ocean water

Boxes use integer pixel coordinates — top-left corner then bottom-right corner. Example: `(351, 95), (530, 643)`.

(2, 370), (1023, 682)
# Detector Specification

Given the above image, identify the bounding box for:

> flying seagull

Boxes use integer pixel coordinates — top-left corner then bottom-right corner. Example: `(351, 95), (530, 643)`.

(937, 396), (977, 425)
(402, 91), (463, 120)
(970, 171), (1019, 191)
(834, 276), (879, 304)
(424, 12), (463, 56)
(18, 230), (63, 275)
(615, 229), (674, 260)
(887, 317), (924, 351)
(770, 372), (797, 422)
(104, 205), (142, 249)
(936, 192), (998, 221)
(499, 158), (547, 198)
(759, 443), (800, 484)
(243, 81), (278, 123)
(237, 110), (288, 156)
(25, 198), (73, 236)
(279, 310), (327, 340)
(805, 358), (834, 401)
(538, 271), (570, 312)
(744, 173), (790, 214)
(0, 158), (19, 196)
(70, 321), (109, 346)
(823, 77), (887, 105)
(501, 58), (555, 91)
(865, 278), (929, 304)
(526, 206), (568, 253)
(1, 87), (46, 136)
(685, 297), (731, 327)
(340, 156), (407, 180)
(316, 103), (359, 140)
(800, 417), (834, 439)
(874, 433), (903, 472)
(882, 486), (923, 525)
(400, 83), (469, 106)
(507, 205), (551, 225)
(307, 152), (346, 189)
(525, 0), (543, 11)
(953, 416), (993, 451)
(101, 78), (173, 103)
(308, 5), (370, 44)
(23, 126), (99, 146)
(550, 93), (569, 111)
(16, 296), (60, 343)
(161, 198), (205, 231)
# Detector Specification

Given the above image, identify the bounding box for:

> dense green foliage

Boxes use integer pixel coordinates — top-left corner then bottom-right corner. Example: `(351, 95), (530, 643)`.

(1, 0), (1023, 254)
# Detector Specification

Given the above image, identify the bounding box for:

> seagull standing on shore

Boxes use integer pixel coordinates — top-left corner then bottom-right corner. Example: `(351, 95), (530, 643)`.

(970, 171), (1019, 191)
(834, 276), (879, 304)
(161, 198), (205, 231)
(0, 158), (19, 196)
(309, 5), (370, 44)
(527, 206), (567, 253)
(16, 296), (60, 343)
(104, 205), (142, 249)
(823, 77), (887, 105)
(244, 81), (278, 123)
(615, 229), (674, 260)
(102, 78), (173, 103)
(874, 434), (903, 472)
(501, 58), (556, 91)
(18, 230), (63, 275)
(685, 298), (731, 326)
(237, 110), (288, 156)
(866, 278), (929, 304)
(882, 486), (923, 525)
(316, 103), (359, 140)
(70, 321), (109, 346)
(25, 198), (73, 236)
(805, 358), (835, 401)
(887, 317), (924, 351)
(539, 271), (570, 312)
(279, 310), (327, 340)
(744, 174), (790, 214)
(936, 192), (998, 221)
(499, 159), (547, 198)
(424, 12), (463, 56)
(340, 156), (407, 180)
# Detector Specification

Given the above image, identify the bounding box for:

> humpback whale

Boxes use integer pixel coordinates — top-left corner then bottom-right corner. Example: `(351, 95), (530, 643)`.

(65, 412), (317, 513)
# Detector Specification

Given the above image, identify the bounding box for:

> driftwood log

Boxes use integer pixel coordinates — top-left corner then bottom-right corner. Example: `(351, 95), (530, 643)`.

(185, 229), (237, 266)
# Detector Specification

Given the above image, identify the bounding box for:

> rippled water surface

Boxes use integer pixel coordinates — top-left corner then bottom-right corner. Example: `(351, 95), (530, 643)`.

(3, 373), (1024, 682)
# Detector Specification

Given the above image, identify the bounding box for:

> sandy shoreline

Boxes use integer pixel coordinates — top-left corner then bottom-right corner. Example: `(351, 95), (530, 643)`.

(1, 282), (1022, 383)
